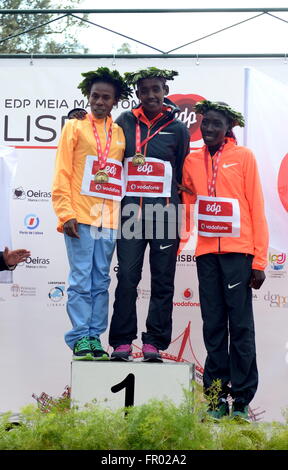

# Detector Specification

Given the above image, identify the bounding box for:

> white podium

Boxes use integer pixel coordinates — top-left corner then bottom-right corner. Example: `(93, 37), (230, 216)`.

(71, 361), (194, 410)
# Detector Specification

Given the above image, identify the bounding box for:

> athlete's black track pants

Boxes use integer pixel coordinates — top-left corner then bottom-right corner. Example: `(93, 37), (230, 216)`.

(109, 218), (179, 350)
(196, 252), (258, 405)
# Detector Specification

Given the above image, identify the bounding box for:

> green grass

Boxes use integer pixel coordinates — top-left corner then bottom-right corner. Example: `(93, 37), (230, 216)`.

(0, 389), (287, 450)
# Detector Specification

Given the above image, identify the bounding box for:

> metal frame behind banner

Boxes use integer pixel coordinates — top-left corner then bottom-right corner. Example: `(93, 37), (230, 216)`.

(0, 8), (288, 59)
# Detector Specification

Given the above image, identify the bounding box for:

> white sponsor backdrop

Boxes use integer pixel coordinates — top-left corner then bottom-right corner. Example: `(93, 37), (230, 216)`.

(0, 58), (287, 422)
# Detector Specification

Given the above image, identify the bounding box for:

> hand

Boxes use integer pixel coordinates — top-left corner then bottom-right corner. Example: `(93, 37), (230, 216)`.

(63, 219), (80, 238)
(68, 109), (87, 120)
(177, 184), (195, 195)
(249, 269), (266, 289)
(3, 247), (31, 266)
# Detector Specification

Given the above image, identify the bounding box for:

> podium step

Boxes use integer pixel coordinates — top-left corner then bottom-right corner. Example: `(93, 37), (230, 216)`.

(71, 361), (193, 409)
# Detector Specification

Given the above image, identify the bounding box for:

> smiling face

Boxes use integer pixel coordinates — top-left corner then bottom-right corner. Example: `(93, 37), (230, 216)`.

(136, 77), (169, 120)
(200, 109), (231, 150)
(88, 81), (117, 119)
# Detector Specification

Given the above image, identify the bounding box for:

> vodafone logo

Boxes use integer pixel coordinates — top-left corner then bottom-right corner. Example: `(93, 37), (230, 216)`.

(182, 288), (193, 300)
(168, 93), (206, 142)
(278, 153), (288, 212)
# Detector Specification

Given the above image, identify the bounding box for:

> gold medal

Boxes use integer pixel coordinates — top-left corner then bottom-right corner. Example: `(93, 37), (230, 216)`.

(94, 170), (109, 183)
(132, 153), (145, 166)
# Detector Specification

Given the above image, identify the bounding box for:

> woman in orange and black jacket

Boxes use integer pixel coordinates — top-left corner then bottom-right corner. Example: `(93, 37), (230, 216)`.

(182, 100), (268, 421)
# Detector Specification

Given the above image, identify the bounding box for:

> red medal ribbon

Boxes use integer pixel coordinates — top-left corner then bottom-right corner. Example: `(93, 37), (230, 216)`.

(135, 118), (175, 154)
(88, 114), (113, 170)
(204, 143), (225, 196)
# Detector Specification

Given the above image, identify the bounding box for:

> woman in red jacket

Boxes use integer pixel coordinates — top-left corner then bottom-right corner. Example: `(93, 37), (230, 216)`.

(182, 100), (269, 421)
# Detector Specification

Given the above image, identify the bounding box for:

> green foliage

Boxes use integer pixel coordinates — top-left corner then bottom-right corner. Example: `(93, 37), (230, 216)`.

(0, 0), (88, 54)
(217, 421), (269, 450)
(195, 99), (245, 128)
(266, 424), (288, 450)
(124, 67), (179, 88)
(204, 378), (223, 411)
(78, 67), (133, 100)
(124, 398), (214, 450)
(116, 42), (132, 54)
(0, 392), (287, 450)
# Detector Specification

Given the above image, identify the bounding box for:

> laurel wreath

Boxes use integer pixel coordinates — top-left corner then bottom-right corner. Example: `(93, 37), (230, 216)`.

(78, 67), (133, 100)
(124, 67), (179, 87)
(195, 100), (245, 127)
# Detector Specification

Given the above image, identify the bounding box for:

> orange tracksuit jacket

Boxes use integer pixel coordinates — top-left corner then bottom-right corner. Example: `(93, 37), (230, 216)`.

(182, 139), (269, 271)
(52, 114), (125, 232)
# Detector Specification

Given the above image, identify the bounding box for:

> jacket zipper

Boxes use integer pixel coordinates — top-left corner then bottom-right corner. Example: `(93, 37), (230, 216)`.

(211, 155), (221, 252)
(99, 118), (108, 227)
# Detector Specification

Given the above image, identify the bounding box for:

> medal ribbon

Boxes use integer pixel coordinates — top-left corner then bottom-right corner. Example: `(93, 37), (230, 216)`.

(204, 143), (225, 196)
(135, 119), (175, 154)
(88, 114), (113, 170)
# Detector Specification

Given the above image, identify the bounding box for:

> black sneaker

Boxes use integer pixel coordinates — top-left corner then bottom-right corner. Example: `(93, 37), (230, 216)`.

(111, 344), (133, 361)
(89, 337), (109, 361)
(73, 337), (94, 361)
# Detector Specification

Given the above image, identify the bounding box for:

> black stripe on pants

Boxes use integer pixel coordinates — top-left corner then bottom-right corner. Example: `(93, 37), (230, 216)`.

(196, 252), (258, 405)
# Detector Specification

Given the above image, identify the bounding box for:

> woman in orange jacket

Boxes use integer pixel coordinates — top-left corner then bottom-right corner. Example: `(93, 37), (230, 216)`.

(182, 100), (269, 421)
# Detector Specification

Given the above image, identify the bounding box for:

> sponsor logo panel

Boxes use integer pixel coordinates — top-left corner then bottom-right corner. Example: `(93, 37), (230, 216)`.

(168, 93), (206, 143)
(268, 251), (287, 278)
(264, 291), (288, 308)
(19, 213), (43, 235)
(47, 281), (66, 307)
(13, 187), (51, 202)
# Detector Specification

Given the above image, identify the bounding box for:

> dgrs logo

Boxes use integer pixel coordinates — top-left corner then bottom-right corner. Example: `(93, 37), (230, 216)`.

(24, 214), (39, 230)
(264, 291), (288, 308)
